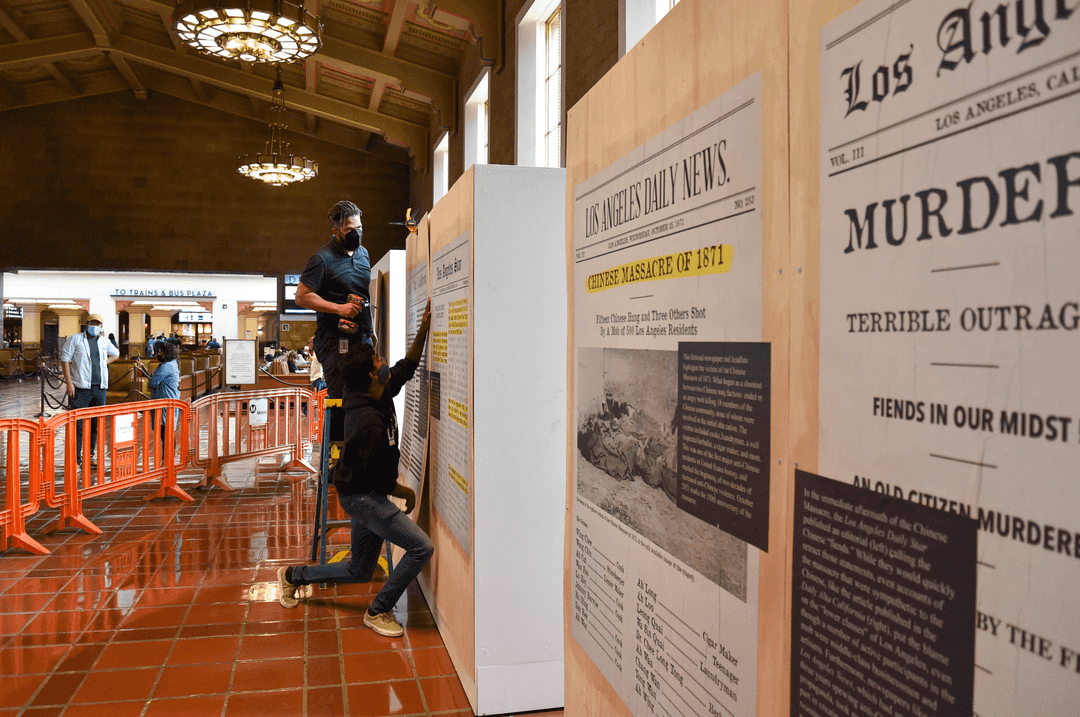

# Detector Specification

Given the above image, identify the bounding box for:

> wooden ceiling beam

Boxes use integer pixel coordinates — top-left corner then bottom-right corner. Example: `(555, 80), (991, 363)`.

(318, 34), (451, 119)
(146, 77), (414, 164)
(109, 52), (149, 99)
(109, 34), (428, 169)
(189, 77), (208, 102)
(369, 77), (386, 111)
(0, 5), (30, 41)
(382, 0), (409, 56)
(0, 33), (99, 70)
(66, 0), (120, 47)
(418, 0), (498, 66)
(45, 62), (81, 95)
(0, 74), (128, 110)
(129, 0), (452, 101)
(159, 10), (186, 51)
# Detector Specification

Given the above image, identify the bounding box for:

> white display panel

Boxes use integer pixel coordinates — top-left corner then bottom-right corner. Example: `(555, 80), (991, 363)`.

(571, 73), (764, 717)
(818, 2), (1080, 715)
(431, 232), (472, 555)
(399, 258), (430, 498)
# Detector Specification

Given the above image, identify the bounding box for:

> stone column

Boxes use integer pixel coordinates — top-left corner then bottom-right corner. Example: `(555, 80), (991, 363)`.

(148, 310), (174, 339)
(19, 303), (43, 349)
(55, 307), (85, 341)
(128, 310), (147, 357)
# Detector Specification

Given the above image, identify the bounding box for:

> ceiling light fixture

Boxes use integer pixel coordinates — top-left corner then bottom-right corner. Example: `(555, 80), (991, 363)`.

(172, 0), (322, 63)
(237, 67), (317, 187)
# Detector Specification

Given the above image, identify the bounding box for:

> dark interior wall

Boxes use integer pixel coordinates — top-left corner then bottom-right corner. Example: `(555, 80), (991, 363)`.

(408, 0), (620, 214)
(0, 91), (412, 275)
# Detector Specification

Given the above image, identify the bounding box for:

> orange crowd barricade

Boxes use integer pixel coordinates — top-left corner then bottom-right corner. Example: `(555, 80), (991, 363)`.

(188, 387), (317, 491)
(0, 418), (48, 555)
(311, 388), (327, 439)
(39, 399), (194, 535)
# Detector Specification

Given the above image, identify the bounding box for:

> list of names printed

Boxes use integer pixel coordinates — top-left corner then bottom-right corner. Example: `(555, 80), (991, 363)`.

(431, 232), (472, 554)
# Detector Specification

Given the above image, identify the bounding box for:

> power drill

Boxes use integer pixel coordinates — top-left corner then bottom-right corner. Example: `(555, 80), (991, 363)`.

(338, 294), (366, 335)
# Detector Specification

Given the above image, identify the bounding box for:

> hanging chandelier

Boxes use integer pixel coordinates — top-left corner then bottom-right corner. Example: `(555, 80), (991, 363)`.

(237, 68), (317, 186)
(172, 0), (322, 63)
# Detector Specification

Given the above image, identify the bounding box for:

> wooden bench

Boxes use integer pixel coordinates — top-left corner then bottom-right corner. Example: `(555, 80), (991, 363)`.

(0, 348), (19, 378)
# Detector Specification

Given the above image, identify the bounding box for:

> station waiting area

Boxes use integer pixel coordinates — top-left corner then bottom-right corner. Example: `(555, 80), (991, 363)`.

(0, 372), (551, 716)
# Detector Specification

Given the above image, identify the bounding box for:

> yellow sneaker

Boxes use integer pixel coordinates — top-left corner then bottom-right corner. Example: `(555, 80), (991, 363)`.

(363, 610), (404, 637)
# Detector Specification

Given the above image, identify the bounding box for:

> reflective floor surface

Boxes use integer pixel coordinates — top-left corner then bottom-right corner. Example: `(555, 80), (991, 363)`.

(0, 378), (565, 717)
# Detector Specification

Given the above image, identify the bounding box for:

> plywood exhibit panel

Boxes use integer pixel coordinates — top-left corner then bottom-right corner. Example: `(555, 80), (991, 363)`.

(420, 165), (568, 715)
(565, 0), (791, 716)
(791, 0), (1080, 715)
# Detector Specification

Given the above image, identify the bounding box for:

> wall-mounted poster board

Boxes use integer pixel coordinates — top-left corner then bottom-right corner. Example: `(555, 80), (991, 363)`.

(223, 338), (256, 385)
(421, 165), (567, 715)
(397, 223), (431, 565)
(790, 0), (1080, 714)
(565, 0), (792, 715)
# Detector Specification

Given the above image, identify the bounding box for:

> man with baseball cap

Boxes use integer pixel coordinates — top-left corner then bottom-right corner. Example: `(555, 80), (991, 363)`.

(60, 313), (120, 467)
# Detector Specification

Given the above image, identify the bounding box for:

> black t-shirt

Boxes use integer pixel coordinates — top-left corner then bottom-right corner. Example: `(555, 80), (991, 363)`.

(333, 358), (418, 495)
(300, 240), (372, 338)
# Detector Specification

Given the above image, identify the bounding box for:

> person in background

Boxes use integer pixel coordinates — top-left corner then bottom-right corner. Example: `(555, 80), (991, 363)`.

(278, 300), (432, 639)
(167, 332), (182, 347)
(207, 336), (221, 351)
(139, 342), (180, 450)
(107, 332), (118, 350)
(303, 338), (324, 418)
(286, 351), (299, 373)
(60, 313), (120, 467)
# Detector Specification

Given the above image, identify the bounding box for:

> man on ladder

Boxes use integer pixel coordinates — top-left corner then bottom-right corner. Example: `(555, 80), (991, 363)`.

(295, 200), (372, 569)
(279, 300), (432, 638)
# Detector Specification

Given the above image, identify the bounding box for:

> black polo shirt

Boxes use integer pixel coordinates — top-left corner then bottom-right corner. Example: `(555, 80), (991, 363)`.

(300, 240), (372, 338)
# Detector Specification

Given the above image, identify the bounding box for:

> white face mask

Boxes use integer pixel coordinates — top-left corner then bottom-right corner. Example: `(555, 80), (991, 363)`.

(86, 325), (101, 337)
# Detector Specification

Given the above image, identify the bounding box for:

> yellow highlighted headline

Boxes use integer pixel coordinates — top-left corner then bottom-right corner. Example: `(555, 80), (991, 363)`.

(586, 245), (732, 294)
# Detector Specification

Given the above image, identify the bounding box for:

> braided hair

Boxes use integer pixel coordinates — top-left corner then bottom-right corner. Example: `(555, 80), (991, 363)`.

(327, 200), (362, 229)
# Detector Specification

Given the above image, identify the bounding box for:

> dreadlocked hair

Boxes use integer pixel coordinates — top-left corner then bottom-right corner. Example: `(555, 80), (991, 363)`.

(328, 200), (362, 229)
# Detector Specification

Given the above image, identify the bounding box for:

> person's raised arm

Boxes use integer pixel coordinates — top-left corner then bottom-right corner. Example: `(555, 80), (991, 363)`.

(405, 300), (432, 363)
(295, 282), (362, 319)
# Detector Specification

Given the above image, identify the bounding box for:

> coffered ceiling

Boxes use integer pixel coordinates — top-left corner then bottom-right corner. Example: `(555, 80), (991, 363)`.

(0, 0), (498, 166)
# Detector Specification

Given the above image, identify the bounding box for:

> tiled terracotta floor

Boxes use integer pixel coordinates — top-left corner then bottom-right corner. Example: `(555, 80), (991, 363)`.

(0, 379), (565, 717)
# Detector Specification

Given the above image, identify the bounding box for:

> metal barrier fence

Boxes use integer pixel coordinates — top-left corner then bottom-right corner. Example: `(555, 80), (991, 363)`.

(188, 386), (318, 491)
(1, 386), (323, 555)
(39, 399), (193, 535)
(0, 418), (46, 555)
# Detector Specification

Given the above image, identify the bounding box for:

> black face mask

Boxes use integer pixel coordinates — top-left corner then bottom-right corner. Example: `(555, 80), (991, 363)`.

(339, 227), (361, 251)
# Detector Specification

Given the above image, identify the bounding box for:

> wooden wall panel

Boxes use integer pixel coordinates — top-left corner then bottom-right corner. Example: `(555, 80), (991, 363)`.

(424, 166), (477, 699)
(563, 0), (791, 715)
(787, 0), (861, 501)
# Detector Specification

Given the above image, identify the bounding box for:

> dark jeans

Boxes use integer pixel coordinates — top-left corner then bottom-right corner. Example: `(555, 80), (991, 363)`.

(70, 386), (106, 463)
(292, 492), (433, 615)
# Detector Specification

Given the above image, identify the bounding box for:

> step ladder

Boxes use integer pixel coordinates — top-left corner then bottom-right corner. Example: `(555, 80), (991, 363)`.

(310, 398), (394, 575)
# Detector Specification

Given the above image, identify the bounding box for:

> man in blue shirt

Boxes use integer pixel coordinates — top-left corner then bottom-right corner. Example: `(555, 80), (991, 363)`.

(295, 200), (371, 401)
(60, 313), (120, 467)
